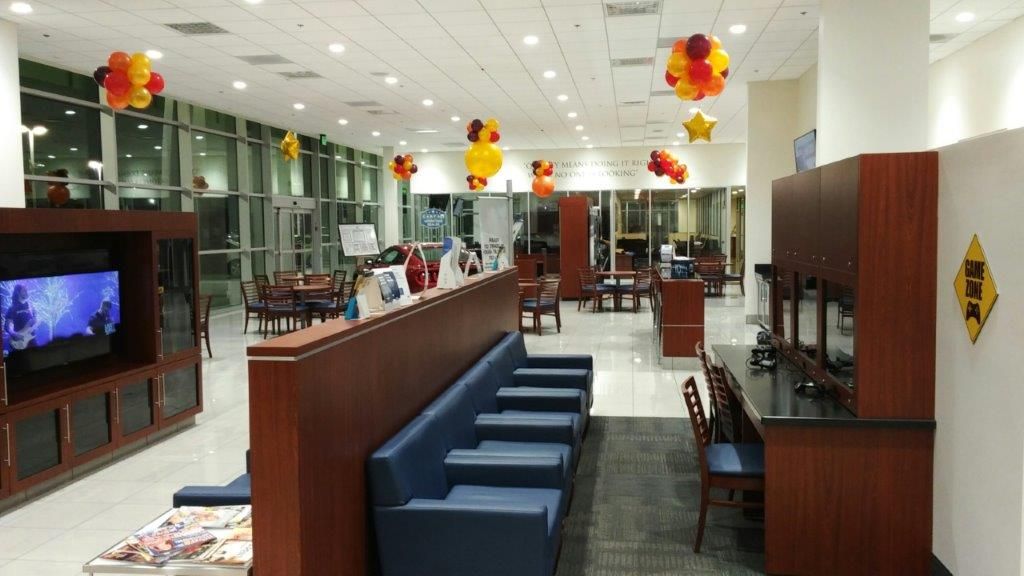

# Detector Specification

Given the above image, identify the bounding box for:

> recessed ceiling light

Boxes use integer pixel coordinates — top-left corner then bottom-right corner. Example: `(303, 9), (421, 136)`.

(586, 144), (593, 149)
(567, 111), (578, 118)
(9, 2), (32, 14)
(523, 35), (539, 45)
(422, 98), (433, 107)
(293, 102), (305, 110)
(199, 152), (207, 156)
(503, 146), (510, 151)
(371, 131), (380, 137)
(414, 129), (438, 134)
(729, 24), (747, 34)
(421, 148), (428, 153)
(543, 70), (556, 79)
(138, 124), (148, 129)
(69, 147), (77, 151)
(328, 43), (345, 53)
(46, 154), (54, 159)
(125, 154), (133, 158)
(672, 141), (680, 146)
(154, 145), (162, 150)
(65, 110), (75, 115)
(399, 140), (407, 146)
(145, 49), (163, 60)
(575, 125), (584, 131)
(955, 11), (975, 22)
(557, 94), (568, 102)
(338, 118), (348, 125)
(450, 115), (460, 122)
(732, 190), (738, 195)
(384, 76), (398, 84)
(581, 136), (589, 141)
(688, 107), (699, 114)
(243, 0), (262, 4)
(195, 135), (204, 140)
(232, 80), (247, 90)
(676, 132), (684, 137)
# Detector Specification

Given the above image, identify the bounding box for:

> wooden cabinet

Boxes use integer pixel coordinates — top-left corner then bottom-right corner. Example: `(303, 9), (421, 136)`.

(8, 398), (69, 492)
(819, 157), (859, 278)
(114, 374), (159, 445)
(558, 196), (593, 299)
(68, 383), (116, 466)
(157, 357), (202, 427)
(771, 175), (792, 263)
(790, 169), (820, 268)
(0, 417), (8, 499)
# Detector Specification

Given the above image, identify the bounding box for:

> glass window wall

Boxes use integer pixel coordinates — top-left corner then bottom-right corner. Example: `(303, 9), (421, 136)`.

(192, 131), (238, 191)
(116, 116), (180, 187)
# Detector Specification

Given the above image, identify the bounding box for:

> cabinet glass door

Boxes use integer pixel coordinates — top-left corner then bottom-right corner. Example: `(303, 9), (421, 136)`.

(12, 405), (64, 482)
(71, 390), (112, 458)
(118, 378), (155, 438)
(0, 418), (9, 498)
(162, 363), (199, 420)
(158, 238), (196, 358)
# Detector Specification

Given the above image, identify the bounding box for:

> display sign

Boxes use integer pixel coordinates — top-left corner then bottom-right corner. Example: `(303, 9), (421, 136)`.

(954, 234), (999, 343)
(319, 133), (328, 147)
(420, 208), (446, 229)
(338, 223), (379, 257)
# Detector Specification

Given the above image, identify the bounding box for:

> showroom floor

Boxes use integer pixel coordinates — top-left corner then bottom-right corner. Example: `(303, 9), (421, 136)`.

(0, 284), (756, 575)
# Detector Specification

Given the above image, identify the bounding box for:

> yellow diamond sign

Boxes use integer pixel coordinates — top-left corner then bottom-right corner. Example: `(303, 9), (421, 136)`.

(953, 234), (998, 343)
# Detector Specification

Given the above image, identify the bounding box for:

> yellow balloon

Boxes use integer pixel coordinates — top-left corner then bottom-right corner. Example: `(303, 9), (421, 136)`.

(667, 52), (688, 77)
(130, 52), (150, 70)
(465, 143), (503, 178)
(709, 49), (730, 74)
(128, 62), (151, 87)
(128, 85), (152, 109)
(485, 118), (499, 131)
(674, 80), (699, 100)
(388, 161), (396, 169)
(478, 128), (491, 142)
(710, 35), (722, 51)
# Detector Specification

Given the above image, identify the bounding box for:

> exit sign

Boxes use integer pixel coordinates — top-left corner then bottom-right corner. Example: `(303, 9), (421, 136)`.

(319, 133), (328, 147)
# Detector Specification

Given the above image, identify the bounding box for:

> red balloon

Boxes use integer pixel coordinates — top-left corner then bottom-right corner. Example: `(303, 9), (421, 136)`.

(655, 168), (664, 177)
(544, 167), (553, 176)
(721, 67), (729, 78)
(647, 161), (656, 171)
(104, 70), (131, 97)
(688, 59), (713, 85)
(489, 131), (499, 143)
(665, 70), (679, 87)
(693, 91), (706, 101)
(650, 150), (659, 161)
(686, 34), (712, 61)
(145, 72), (165, 95)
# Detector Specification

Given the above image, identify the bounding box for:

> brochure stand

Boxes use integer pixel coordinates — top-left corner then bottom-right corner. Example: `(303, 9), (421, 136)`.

(436, 237), (464, 290)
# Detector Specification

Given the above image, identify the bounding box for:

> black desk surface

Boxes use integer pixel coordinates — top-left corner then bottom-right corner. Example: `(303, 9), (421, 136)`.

(712, 345), (935, 430)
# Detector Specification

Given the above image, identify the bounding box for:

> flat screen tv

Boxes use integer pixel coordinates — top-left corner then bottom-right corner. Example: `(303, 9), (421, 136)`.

(1, 270), (121, 378)
(794, 129), (816, 173)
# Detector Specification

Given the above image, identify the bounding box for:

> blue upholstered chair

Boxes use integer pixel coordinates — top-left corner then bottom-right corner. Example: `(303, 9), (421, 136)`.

(421, 383), (574, 491)
(172, 451), (252, 507)
(681, 376), (765, 553)
(501, 331), (594, 409)
(369, 414), (565, 576)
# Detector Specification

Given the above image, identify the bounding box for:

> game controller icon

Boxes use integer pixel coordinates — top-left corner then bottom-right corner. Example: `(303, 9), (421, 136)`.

(965, 301), (981, 323)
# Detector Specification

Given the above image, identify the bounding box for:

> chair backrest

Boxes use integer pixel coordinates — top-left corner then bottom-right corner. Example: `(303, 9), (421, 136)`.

(502, 331), (529, 370)
(681, 376), (711, 476)
(199, 295), (212, 330)
(241, 281), (259, 306)
(332, 270), (348, 292)
(695, 341), (714, 394)
(457, 361), (502, 414)
(482, 342), (516, 391)
(305, 285), (334, 302)
(254, 274), (270, 290)
(263, 285), (296, 307)
(578, 267), (596, 289)
(634, 267), (652, 290)
(710, 365), (734, 439)
(368, 414), (449, 507)
(695, 262), (725, 275)
(305, 273), (331, 286)
(420, 384), (479, 452)
(538, 277), (560, 302)
(274, 271), (299, 286)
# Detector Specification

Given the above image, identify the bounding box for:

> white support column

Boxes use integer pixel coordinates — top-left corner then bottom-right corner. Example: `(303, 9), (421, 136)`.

(817, 0), (929, 164)
(381, 146), (399, 246)
(0, 20), (24, 207)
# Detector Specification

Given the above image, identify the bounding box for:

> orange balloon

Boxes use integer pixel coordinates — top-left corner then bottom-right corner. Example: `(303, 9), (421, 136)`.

(704, 73), (726, 97)
(108, 51), (131, 72)
(675, 80), (700, 100)
(106, 89), (130, 110)
(710, 35), (722, 51)
(666, 52), (688, 77)
(672, 39), (687, 53)
(532, 176), (555, 197)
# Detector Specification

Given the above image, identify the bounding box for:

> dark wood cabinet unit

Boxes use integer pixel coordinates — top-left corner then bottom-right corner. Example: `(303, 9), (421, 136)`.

(0, 208), (200, 504)
(559, 196), (592, 299)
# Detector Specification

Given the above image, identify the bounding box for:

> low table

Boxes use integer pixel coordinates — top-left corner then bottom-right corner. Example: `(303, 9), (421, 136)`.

(595, 270), (637, 311)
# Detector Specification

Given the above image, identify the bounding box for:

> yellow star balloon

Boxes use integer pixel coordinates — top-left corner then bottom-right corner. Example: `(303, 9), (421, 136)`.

(280, 130), (299, 162)
(682, 110), (717, 143)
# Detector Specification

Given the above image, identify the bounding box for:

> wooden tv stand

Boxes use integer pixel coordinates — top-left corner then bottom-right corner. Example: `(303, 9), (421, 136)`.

(0, 208), (201, 507)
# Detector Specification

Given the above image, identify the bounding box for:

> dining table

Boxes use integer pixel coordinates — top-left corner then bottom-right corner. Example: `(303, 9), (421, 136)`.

(595, 270), (637, 311)
(291, 283), (332, 326)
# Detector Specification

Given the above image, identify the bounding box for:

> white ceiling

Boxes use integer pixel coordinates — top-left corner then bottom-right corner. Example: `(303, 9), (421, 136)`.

(7, 0), (1024, 155)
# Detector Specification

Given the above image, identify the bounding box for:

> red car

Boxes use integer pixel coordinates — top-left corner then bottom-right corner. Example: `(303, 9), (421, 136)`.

(370, 243), (480, 292)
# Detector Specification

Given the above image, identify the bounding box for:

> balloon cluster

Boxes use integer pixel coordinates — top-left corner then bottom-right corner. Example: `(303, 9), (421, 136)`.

(665, 34), (729, 101)
(647, 150), (689, 185)
(389, 153), (418, 181)
(530, 160), (555, 197)
(93, 52), (165, 110)
(466, 174), (488, 192)
(464, 118), (503, 184)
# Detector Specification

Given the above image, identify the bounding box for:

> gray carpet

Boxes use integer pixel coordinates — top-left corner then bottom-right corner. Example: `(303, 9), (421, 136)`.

(555, 417), (765, 576)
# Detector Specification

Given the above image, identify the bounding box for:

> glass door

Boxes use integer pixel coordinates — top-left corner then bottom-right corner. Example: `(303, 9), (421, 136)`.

(275, 207), (314, 273)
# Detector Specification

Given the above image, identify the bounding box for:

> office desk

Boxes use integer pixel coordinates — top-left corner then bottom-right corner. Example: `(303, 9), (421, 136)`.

(713, 345), (935, 576)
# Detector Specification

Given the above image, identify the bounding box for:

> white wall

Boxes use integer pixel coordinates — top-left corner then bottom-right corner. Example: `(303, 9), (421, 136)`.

(796, 63), (817, 138)
(929, 16), (1024, 149)
(933, 126), (1024, 576)
(0, 20), (23, 207)
(410, 144), (746, 194)
(743, 80), (799, 317)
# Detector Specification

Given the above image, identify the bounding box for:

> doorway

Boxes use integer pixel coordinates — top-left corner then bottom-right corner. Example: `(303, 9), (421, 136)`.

(274, 206), (315, 273)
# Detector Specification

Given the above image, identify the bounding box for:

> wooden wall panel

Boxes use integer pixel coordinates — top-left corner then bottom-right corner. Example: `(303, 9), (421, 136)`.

(558, 196), (591, 299)
(247, 270), (519, 576)
(765, 426), (934, 576)
(659, 278), (704, 358)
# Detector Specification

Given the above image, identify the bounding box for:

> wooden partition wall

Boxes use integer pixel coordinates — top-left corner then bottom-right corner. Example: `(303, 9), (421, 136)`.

(559, 196), (592, 299)
(247, 270), (519, 576)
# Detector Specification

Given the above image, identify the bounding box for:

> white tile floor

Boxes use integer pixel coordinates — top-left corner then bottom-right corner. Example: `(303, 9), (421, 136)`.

(0, 285), (757, 574)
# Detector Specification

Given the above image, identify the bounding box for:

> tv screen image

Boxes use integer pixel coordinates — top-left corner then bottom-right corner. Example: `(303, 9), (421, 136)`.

(794, 129), (816, 173)
(0, 270), (121, 360)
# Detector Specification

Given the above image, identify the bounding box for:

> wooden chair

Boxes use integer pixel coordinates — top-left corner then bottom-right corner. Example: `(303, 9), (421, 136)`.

(309, 284), (344, 322)
(518, 289), (528, 332)
(721, 259), (744, 295)
(695, 262), (725, 296)
(261, 285), (307, 337)
(254, 274), (270, 294)
(577, 267), (613, 312)
(522, 277), (561, 335)
(331, 270), (348, 300)
(305, 273), (331, 286)
(838, 286), (855, 332)
(681, 376), (765, 553)
(274, 270), (300, 286)
(240, 280), (265, 335)
(652, 270), (663, 334)
(198, 294), (213, 358)
(695, 341), (719, 441)
(618, 267), (653, 312)
(709, 365), (736, 443)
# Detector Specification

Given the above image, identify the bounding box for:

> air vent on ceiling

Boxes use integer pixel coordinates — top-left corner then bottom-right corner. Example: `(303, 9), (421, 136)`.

(650, 129), (664, 134)
(344, 100), (383, 108)
(620, 100), (647, 106)
(443, 142), (465, 147)
(164, 22), (229, 35)
(930, 33), (956, 44)
(367, 110), (397, 115)
(369, 72), (390, 77)
(237, 55), (293, 65)
(649, 89), (675, 97)
(279, 71), (323, 79)
(605, 1), (660, 17)
(611, 56), (655, 67)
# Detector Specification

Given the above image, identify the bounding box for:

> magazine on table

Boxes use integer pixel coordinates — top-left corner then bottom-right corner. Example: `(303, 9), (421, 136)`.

(205, 538), (254, 565)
